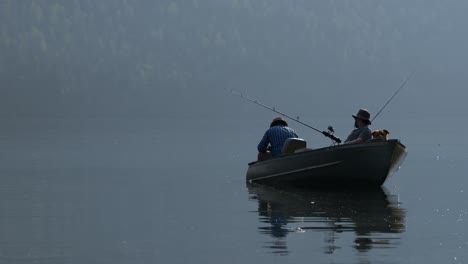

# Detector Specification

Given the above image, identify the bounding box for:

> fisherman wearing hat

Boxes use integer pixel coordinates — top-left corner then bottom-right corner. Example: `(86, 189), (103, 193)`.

(257, 117), (299, 161)
(344, 109), (372, 144)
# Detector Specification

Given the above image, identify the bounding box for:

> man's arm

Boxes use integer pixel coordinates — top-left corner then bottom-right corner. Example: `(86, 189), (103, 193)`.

(257, 131), (270, 153)
(345, 137), (366, 144)
(345, 129), (371, 144)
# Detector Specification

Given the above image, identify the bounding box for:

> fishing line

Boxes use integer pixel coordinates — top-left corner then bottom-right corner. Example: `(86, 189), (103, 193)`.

(228, 89), (341, 144)
(372, 70), (415, 123)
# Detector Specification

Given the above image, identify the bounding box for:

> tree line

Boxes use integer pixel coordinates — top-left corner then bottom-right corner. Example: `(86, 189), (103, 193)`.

(0, 0), (457, 117)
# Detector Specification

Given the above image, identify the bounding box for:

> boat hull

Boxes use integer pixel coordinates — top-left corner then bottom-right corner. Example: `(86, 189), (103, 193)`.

(246, 139), (407, 187)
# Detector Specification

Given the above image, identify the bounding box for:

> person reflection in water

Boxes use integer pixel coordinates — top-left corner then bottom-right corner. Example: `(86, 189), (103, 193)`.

(248, 184), (406, 256)
(344, 108), (372, 144)
(257, 117), (298, 161)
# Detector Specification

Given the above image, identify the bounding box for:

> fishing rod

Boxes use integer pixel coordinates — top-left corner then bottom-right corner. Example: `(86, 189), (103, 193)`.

(371, 71), (415, 123)
(229, 89), (341, 144)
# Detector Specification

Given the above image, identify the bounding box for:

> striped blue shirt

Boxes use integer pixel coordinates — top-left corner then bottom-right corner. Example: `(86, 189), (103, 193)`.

(257, 125), (299, 156)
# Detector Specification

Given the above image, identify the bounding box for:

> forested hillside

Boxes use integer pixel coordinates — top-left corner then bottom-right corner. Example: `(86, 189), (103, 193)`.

(0, 1), (464, 117)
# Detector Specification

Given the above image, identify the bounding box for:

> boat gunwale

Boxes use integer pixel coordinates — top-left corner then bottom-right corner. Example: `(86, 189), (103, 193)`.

(248, 139), (406, 166)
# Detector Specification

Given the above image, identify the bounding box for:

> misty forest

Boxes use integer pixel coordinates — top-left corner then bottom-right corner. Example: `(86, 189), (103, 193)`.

(0, 1), (466, 118)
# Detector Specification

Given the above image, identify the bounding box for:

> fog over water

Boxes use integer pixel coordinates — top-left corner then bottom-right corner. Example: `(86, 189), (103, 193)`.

(1, 1), (468, 263)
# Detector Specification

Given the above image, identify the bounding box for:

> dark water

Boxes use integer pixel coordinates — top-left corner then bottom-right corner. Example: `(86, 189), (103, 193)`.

(0, 117), (467, 263)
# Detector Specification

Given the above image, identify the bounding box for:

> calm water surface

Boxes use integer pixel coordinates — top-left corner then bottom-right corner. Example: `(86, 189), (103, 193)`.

(0, 117), (467, 264)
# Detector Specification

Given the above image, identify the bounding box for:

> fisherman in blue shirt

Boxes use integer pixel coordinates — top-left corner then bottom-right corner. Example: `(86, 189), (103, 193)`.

(257, 117), (299, 161)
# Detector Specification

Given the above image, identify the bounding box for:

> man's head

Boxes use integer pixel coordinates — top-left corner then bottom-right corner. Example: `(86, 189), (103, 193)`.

(270, 117), (288, 127)
(352, 109), (371, 127)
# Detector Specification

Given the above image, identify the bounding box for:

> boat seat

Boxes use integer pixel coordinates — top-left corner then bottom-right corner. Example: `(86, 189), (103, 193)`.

(281, 138), (307, 155)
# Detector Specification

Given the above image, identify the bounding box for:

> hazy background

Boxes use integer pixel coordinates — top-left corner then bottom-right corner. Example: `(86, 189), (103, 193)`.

(1, 0), (467, 121)
(1, 1), (468, 264)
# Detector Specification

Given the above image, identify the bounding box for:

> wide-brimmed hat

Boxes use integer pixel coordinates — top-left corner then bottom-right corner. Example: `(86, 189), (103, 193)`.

(270, 117), (288, 127)
(352, 109), (371, 125)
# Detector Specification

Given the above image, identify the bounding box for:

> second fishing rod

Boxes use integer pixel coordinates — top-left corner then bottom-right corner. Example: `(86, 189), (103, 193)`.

(229, 90), (342, 144)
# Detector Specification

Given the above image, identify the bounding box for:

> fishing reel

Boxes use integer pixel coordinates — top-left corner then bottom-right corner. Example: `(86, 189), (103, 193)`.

(322, 125), (341, 145)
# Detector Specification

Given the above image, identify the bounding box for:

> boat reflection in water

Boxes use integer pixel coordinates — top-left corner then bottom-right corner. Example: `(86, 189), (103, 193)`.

(247, 183), (406, 255)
